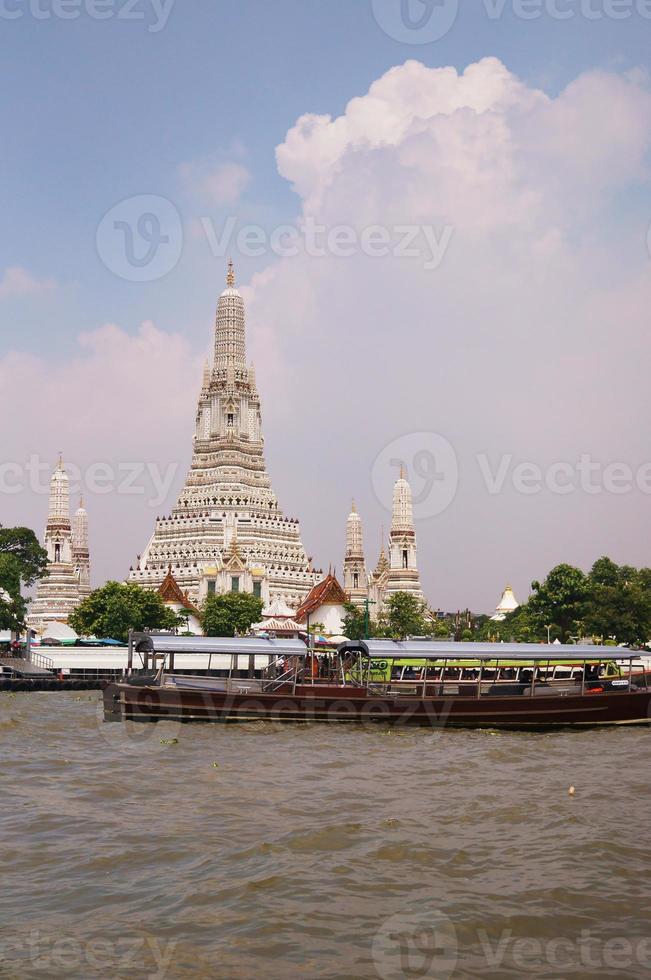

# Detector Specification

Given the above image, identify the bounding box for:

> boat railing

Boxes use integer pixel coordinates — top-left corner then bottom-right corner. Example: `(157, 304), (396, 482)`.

(262, 665), (300, 693)
(30, 651), (55, 672)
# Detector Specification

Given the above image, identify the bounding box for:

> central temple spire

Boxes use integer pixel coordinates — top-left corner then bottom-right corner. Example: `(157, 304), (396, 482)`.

(130, 262), (318, 611)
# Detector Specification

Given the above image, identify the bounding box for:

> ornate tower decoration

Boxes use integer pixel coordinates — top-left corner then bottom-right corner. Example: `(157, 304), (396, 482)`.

(28, 457), (90, 631)
(385, 469), (424, 600)
(343, 501), (368, 606)
(129, 262), (318, 609)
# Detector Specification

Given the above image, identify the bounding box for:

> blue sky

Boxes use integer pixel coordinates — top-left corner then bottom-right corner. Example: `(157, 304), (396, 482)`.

(2, 0), (649, 357)
(2, 1), (651, 610)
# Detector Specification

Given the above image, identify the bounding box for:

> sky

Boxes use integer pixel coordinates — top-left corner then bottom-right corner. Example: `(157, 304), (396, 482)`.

(1, 0), (651, 613)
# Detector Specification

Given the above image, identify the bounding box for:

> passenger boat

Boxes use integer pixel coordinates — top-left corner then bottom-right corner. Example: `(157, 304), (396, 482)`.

(102, 635), (651, 729)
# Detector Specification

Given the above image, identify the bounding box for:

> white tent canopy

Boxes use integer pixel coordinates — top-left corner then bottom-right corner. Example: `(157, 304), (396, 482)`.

(40, 622), (79, 642)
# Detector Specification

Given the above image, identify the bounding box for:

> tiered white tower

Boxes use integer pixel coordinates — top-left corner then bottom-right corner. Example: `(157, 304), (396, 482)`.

(385, 470), (424, 600)
(129, 262), (318, 609)
(28, 458), (91, 630)
(343, 501), (368, 606)
(72, 498), (91, 599)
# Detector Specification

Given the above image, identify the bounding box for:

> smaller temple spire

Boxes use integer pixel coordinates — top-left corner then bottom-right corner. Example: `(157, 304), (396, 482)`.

(386, 471), (423, 600)
(344, 501), (367, 600)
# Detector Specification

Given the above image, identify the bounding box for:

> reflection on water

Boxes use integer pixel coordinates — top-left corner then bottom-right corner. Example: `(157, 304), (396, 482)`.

(0, 693), (649, 979)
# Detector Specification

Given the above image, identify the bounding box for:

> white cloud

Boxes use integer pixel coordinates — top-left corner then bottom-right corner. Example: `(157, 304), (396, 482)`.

(0, 267), (56, 300)
(180, 160), (252, 206)
(245, 57), (651, 611)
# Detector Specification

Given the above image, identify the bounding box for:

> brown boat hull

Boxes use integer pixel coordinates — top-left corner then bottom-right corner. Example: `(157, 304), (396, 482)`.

(102, 682), (651, 730)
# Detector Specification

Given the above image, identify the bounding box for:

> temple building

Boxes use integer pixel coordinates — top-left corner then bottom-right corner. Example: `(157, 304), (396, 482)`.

(157, 566), (202, 634)
(342, 471), (425, 614)
(28, 457), (92, 632)
(252, 596), (303, 637)
(296, 571), (349, 638)
(129, 262), (319, 609)
(491, 584), (519, 621)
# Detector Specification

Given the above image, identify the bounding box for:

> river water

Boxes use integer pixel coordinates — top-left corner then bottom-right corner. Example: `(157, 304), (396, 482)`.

(0, 692), (649, 979)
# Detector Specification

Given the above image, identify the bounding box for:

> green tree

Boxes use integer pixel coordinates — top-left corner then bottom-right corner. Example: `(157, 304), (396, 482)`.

(0, 527), (48, 632)
(69, 581), (180, 642)
(527, 564), (590, 642)
(202, 591), (263, 637)
(583, 557), (651, 646)
(0, 526), (48, 586)
(378, 592), (430, 639)
(429, 615), (454, 639)
(475, 604), (544, 643)
(0, 555), (28, 632)
(342, 602), (379, 640)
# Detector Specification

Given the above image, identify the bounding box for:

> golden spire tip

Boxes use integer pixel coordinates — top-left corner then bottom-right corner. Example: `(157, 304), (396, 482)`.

(226, 258), (235, 288)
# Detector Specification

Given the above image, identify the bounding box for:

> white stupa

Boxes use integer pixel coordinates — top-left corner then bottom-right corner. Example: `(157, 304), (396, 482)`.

(490, 584), (519, 621)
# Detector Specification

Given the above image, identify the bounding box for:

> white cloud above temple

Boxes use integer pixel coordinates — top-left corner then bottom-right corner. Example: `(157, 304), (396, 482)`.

(246, 56), (651, 607)
(0, 267), (57, 300)
(179, 158), (252, 206)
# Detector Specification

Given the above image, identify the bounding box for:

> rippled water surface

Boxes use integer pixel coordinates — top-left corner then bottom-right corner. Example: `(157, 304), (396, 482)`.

(1, 692), (650, 979)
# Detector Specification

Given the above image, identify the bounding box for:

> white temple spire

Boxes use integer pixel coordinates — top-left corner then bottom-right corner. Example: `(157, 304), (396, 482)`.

(386, 471), (423, 600)
(343, 500), (367, 603)
(130, 262), (317, 611)
(391, 470), (414, 533)
(72, 497), (91, 592)
(28, 460), (90, 631)
(48, 455), (71, 523)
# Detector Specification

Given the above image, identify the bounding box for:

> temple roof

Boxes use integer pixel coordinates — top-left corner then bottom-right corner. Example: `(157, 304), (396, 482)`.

(372, 545), (389, 579)
(296, 573), (348, 623)
(158, 566), (200, 614)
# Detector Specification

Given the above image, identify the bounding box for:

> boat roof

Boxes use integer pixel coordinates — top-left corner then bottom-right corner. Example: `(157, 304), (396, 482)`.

(337, 639), (637, 662)
(130, 633), (308, 657)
